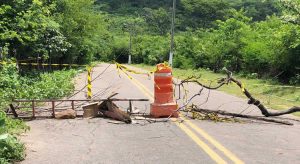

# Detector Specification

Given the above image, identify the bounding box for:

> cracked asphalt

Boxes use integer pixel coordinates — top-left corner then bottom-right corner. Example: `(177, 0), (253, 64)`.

(20, 63), (300, 164)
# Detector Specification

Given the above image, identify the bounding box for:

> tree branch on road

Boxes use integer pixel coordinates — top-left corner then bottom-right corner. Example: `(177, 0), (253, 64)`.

(176, 68), (300, 117)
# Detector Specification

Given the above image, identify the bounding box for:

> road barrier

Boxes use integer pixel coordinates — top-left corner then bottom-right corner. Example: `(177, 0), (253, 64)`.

(150, 63), (178, 118)
(87, 67), (92, 99)
(10, 98), (149, 119)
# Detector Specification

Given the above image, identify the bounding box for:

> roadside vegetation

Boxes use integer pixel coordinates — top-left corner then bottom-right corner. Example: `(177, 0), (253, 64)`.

(0, 62), (78, 163)
(0, 112), (29, 163)
(0, 63), (77, 110)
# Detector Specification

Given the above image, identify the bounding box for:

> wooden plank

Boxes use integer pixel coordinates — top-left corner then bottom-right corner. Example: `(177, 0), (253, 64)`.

(52, 101), (55, 118)
(32, 100), (35, 118)
(71, 100), (75, 110)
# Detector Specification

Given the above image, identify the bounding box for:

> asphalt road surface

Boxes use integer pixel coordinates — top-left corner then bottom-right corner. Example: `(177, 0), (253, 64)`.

(20, 63), (300, 164)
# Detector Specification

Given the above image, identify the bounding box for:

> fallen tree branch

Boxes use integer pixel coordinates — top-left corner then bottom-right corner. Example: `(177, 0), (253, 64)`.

(178, 68), (300, 117)
(228, 76), (300, 117)
(192, 108), (293, 125)
(178, 75), (230, 90)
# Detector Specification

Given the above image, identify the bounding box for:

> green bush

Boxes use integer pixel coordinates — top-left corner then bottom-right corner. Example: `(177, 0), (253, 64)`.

(0, 158), (9, 164)
(0, 63), (77, 110)
(132, 35), (169, 64)
(0, 134), (25, 163)
(0, 111), (28, 163)
(0, 112), (29, 135)
(173, 55), (195, 69)
(0, 63), (77, 163)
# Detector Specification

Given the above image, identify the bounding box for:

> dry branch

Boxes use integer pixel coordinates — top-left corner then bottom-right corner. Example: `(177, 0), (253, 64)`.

(178, 68), (300, 117)
(192, 108), (293, 125)
(229, 77), (300, 117)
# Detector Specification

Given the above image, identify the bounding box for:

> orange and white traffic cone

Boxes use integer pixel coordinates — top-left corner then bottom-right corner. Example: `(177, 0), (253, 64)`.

(150, 63), (178, 118)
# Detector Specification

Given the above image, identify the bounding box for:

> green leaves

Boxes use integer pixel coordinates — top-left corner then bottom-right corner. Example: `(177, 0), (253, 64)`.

(181, 0), (230, 28)
(131, 35), (169, 64)
(0, 134), (25, 163)
(53, 0), (111, 63)
(142, 7), (171, 35)
(0, 63), (77, 162)
(0, 110), (27, 162)
(0, 0), (70, 59)
(0, 112), (6, 135)
(0, 63), (77, 111)
(0, 0), (111, 64)
(280, 0), (300, 24)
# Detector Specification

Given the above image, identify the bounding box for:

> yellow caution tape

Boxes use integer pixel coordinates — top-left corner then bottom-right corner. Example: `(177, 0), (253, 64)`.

(192, 111), (196, 119)
(115, 62), (164, 89)
(241, 82), (245, 93)
(115, 62), (150, 76)
(149, 61), (170, 74)
(87, 67), (92, 99)
(0, 61), (86, 67)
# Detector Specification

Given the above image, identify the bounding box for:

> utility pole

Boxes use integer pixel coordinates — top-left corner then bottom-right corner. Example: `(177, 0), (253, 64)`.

(128, 30), (132, 64)
(124, 22), (134, 65)
(168, 0), (176, 67)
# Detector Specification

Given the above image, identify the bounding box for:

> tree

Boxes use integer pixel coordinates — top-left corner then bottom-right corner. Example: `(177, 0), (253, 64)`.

(200, 10), (252, 72)
(0, 0), (70, 60)
(180, 0), (230, 28)
(53, 0), (112, 63)
(228, 0), (279, 21)
(280, 0), (300, 24)
(142, 7), (171, 35)
(132, 35), (169, 64)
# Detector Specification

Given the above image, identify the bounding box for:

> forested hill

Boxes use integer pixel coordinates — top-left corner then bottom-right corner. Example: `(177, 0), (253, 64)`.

(96, 0), (299, 83)
(96, 0), (279, 28)
(0, 0), (299, 83)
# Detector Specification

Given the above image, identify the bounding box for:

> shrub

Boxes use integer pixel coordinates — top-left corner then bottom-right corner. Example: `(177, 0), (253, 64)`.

(0, 111), (28, 163)
(0, 134), (25, 163)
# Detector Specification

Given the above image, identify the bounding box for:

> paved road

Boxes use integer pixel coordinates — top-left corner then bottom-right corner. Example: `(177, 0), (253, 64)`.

(21, 63), (300, 164)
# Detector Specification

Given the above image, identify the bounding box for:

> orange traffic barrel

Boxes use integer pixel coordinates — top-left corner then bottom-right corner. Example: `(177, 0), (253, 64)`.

(150, 63), (178, 118)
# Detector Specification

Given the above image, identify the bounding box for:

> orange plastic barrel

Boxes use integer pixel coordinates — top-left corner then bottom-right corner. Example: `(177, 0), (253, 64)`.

(154, 63), (173, 103)
(150, 63), (178, 118)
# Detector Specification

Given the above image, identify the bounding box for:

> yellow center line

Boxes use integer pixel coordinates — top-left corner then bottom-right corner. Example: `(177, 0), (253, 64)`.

(181, 116), (244, 164)
(119, 70), (229, 163)
(130, 77), (154, 101)
(118, 69), (154, 101)
(175, 121), (227, 164)
(119, 67), (245, 163)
